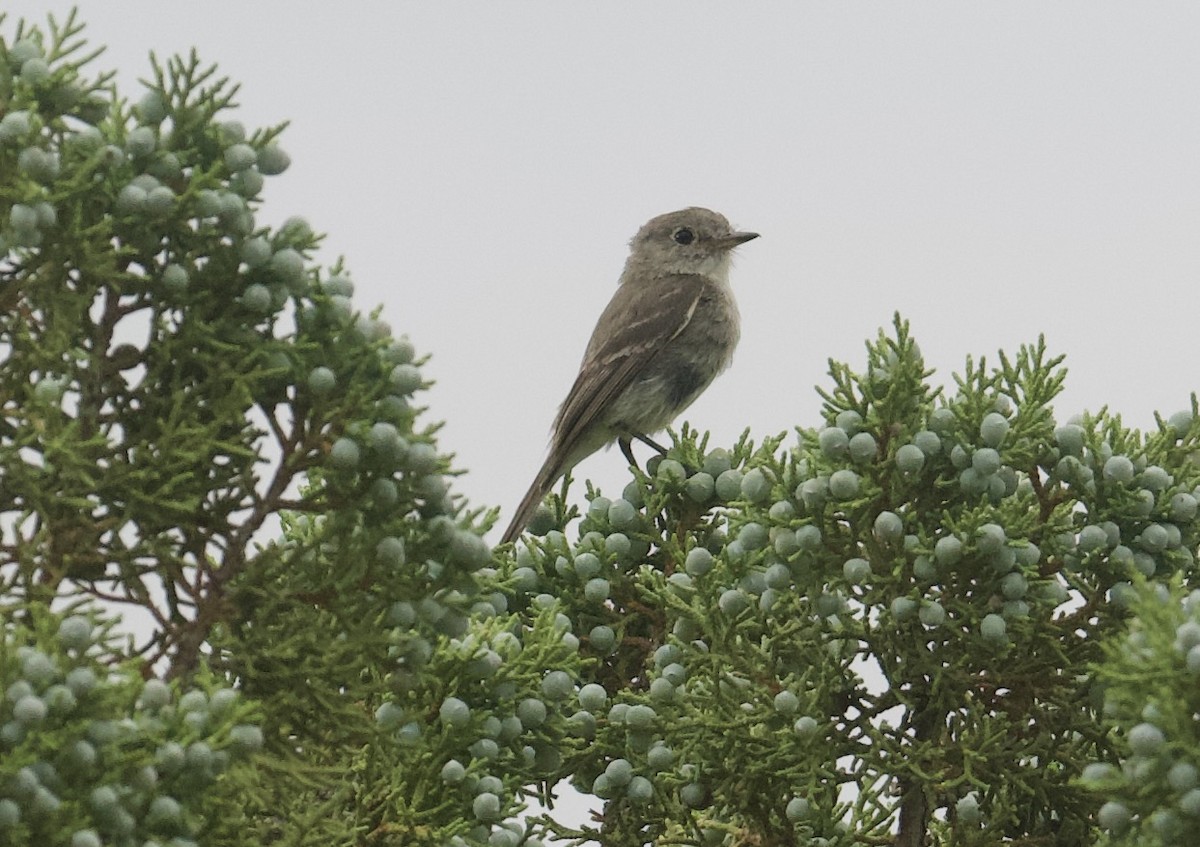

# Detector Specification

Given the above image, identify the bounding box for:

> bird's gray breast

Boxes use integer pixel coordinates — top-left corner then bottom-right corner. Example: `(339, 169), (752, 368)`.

(610, 278), (740, 431)
(655, 280), (740, 401)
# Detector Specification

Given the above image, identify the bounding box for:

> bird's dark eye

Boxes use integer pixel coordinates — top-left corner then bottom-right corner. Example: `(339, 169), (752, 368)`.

(672, 228), (695, 245)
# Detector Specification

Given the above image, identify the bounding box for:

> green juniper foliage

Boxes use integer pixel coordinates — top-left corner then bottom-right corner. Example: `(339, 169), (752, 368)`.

(0, 12), (575, 847)
(4, 11), (1200, 847)
(1083, 580), (1200, 847)
(503, 322), (1200, 847)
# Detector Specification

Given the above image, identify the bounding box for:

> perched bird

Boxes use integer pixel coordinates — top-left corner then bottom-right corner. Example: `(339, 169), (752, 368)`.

(500, 207), (758, 544)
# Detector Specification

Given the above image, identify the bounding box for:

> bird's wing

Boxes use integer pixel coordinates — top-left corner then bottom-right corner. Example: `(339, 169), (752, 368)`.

(551, 273), (707, 454)
(499, 273), (708, 544)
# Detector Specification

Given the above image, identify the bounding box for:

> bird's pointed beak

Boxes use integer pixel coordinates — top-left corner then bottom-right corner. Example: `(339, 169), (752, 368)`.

(718, 231), (760, 249)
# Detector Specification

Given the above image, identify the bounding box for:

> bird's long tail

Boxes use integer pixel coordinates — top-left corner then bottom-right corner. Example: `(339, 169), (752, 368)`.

(498, 453), (564, 545)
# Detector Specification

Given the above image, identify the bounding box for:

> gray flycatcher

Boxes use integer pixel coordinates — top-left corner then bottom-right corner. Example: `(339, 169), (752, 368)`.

(500, 207), (758, 544)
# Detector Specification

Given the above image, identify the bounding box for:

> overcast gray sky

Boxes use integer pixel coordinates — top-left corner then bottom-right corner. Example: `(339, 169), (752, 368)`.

(10, 2), (1200, 535)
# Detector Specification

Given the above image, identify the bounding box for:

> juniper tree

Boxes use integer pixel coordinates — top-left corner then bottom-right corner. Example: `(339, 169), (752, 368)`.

(0, 13), (576, 847)
(3, 12), (1200, 847)
(504, 319), (1200, 847)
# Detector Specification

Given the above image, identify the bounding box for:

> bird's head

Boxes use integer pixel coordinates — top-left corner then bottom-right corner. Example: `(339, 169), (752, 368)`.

(625, 207), (758, 280)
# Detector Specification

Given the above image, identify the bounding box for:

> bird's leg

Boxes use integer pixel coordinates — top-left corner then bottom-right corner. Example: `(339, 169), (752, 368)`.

(633, 432), (670, 455)
(619, 436), (638, 468)
(620, 433), (670, 471)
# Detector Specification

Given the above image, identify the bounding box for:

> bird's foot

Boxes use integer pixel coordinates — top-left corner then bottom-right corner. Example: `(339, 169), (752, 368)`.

(620, 433), (678, 473)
